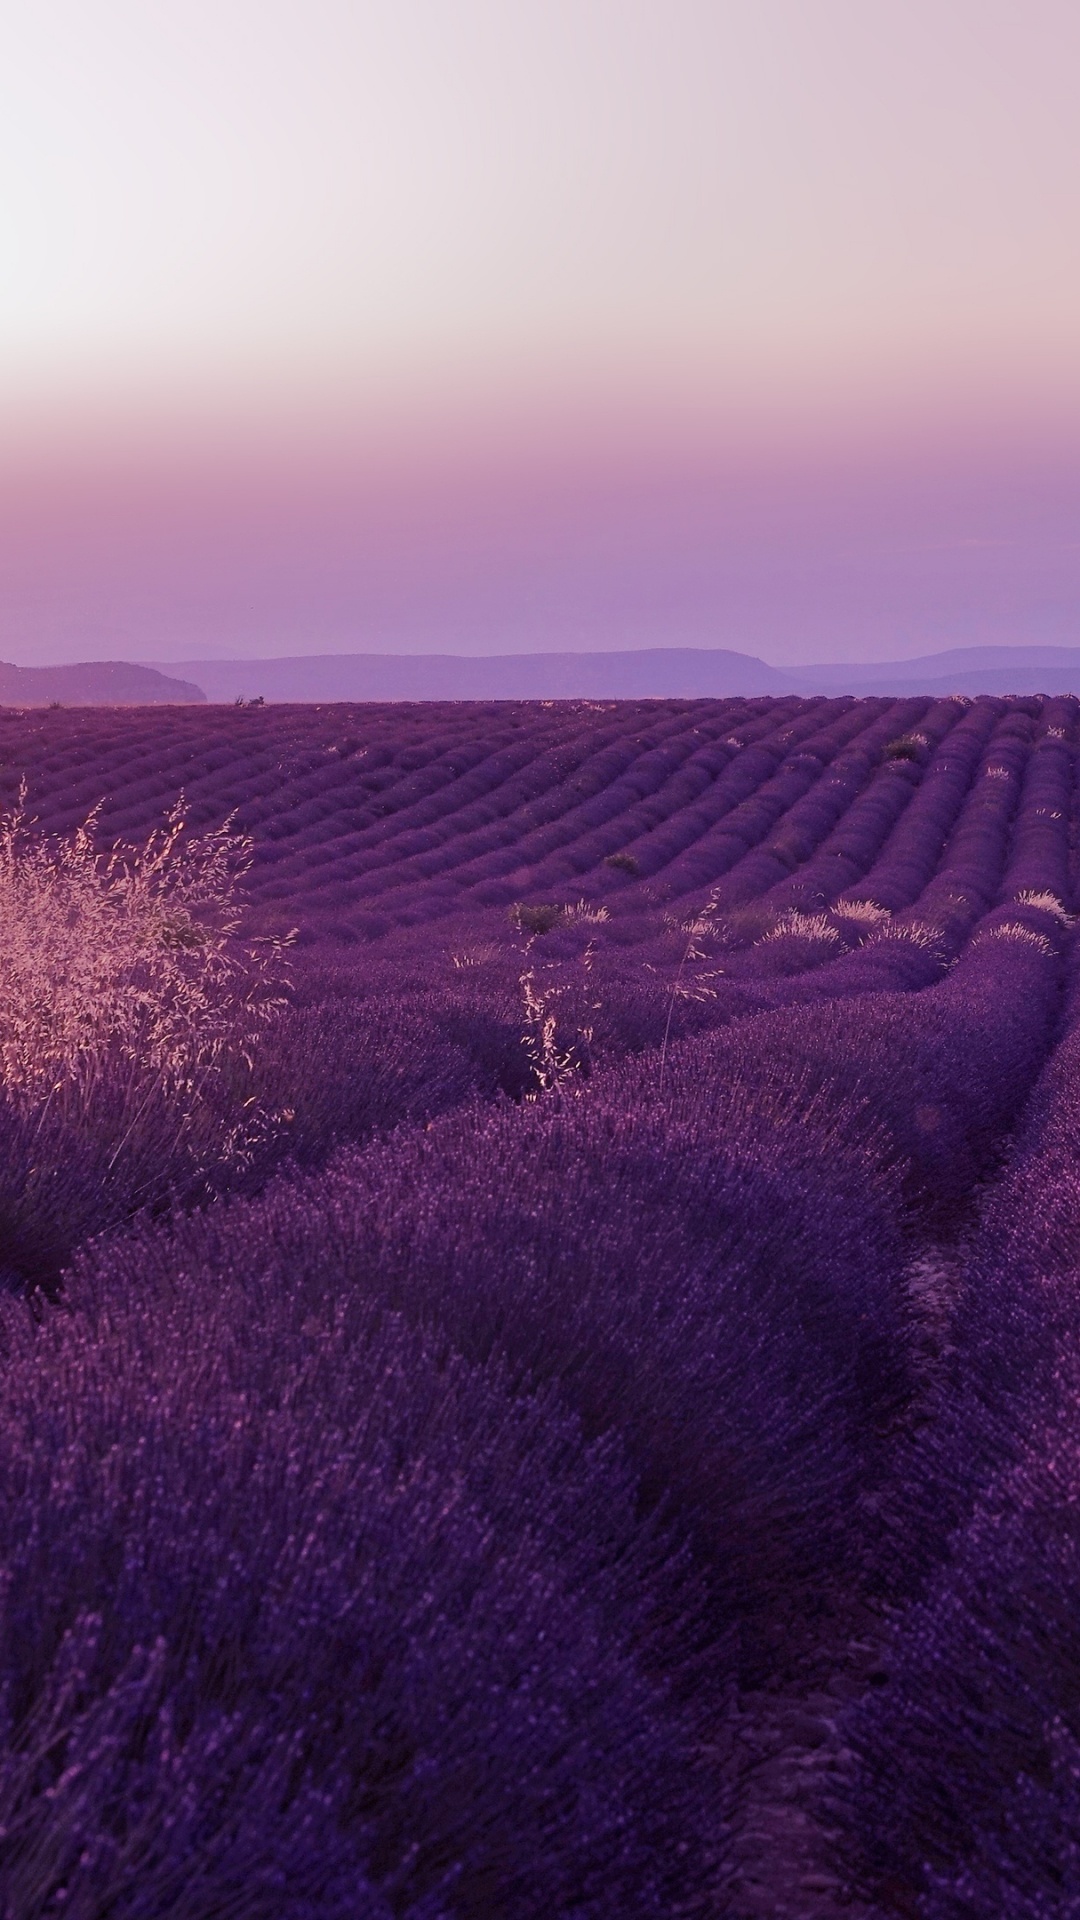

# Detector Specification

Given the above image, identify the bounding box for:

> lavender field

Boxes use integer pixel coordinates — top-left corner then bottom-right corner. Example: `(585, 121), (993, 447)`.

(3, 690), (1080, 1916)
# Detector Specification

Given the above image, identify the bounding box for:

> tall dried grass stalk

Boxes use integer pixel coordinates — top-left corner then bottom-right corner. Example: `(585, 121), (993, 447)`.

(0, 789), (291, 1208)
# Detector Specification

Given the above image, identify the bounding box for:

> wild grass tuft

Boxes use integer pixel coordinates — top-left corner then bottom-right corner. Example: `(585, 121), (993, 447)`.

(0, 791), (291, 1284)
(1014, 889), (1073, 923)
(754, 910), (840, 947)
(833, 899), (891, 927)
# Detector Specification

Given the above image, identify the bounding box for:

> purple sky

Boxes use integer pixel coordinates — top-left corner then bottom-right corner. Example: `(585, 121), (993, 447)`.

(2, 1), (1078, 665)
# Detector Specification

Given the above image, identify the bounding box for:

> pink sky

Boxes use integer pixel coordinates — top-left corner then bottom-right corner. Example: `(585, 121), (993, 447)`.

(2, 1), (1078, 665)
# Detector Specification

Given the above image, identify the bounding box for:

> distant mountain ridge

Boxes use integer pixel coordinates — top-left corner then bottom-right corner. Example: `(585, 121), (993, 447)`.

(158, 648), (792, 703)
(794, 646), (1080, 696)
(0, 660), (205, 705)
(5, 645), (1080, 705)
(158, 644), (1080, 703)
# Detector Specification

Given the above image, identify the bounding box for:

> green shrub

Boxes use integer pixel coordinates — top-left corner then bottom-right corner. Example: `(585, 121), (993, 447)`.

(510, 902), (563, 934)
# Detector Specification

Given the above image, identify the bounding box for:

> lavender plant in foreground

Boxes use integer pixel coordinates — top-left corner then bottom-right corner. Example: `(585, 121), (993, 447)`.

(0, 1265), (713, 1918)
(118, 1030), (915, 1681)
(840, 1355), (1080, 1916)
(851, 910), (1079, 1625)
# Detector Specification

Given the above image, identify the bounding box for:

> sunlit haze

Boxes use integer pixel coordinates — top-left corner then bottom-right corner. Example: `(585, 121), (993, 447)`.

(2, 0), (1079, 666)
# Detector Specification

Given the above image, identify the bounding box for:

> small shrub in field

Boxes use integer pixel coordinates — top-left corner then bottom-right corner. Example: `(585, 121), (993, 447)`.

(508, 901), (562, 934)
(604, 851), (639, 874)
(0, 793), (290, 1285)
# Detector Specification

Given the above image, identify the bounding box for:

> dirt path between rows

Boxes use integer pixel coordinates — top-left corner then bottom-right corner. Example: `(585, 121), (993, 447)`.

(723, 1629), (887, 1917)
(721, 1241), (968, 1916)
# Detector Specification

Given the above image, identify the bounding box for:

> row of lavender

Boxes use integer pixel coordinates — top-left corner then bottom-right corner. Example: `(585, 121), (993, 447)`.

(1, 695), (1079, 1911)
(838, 931), (1080, 1911)
(4, 693), (1078, 940)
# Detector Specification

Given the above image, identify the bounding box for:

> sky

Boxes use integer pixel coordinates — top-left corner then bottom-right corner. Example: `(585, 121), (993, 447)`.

(1, 0), (1079, 666)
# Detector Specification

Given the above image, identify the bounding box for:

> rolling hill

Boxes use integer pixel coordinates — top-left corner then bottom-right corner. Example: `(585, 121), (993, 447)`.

(0, 659), (205, 705)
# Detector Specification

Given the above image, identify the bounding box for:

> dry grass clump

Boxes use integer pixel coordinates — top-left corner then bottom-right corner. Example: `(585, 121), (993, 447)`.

(450, 942), (503, 969)
(0, 792), (291, 1284)
(755, 910), (841, 947)
(866, 919), (945, 953)
(508, 900), (610, 938)
(1014, 889), (1073, 924)
(973, 923), (1055, 955)
(0, 790), (286, 1108)
(833, 899), (891, 928)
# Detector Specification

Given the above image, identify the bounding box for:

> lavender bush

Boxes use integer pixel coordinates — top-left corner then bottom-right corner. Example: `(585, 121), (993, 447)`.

(0, 1263), (713, 1917)
(841, 1362), (1080, 1913)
